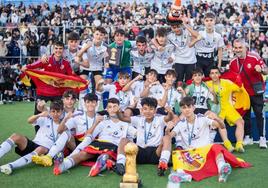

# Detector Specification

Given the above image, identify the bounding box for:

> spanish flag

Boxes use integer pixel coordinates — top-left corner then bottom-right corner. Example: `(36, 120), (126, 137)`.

(172, 144), (251, 181)
(19, 72), (31, 87)
(25, 69), (88, 97)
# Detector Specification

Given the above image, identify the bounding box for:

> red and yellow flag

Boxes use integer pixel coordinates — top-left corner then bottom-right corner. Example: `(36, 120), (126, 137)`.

(25, 69), (88, 97)
(172, 144), (251, 181)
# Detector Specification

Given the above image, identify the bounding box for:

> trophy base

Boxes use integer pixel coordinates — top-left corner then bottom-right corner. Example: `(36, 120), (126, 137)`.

(120, 179), (142, 188)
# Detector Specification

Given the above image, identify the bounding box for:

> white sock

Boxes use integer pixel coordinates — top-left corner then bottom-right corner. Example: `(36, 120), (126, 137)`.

(48, 131), (70, 158)
(69, 135), (93, 157)
(0, 138), (15, 158)
(59, 157), (75, 173)
(9, 151), (37, 170)
(117, 154), (126, 165)
(216, 153), (226, 173)
(159, 150), (171, 163)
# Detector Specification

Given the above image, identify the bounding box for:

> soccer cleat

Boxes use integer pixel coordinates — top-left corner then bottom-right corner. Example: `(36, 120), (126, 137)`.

(168, 171), (192, 184)
(218, 163), (232, 182)
(0, 164), (12, 175)
(157, 161), (168, 176)
(243, 136), (254, 146)
(114, 163), (125, 176)
(32, 155), (53, 167)
(259, 137), (267, 149)
(235, 142), (245, 153)
(223, 140), (234, 153)
(88, 154), (109, 177)
(53, 164), (63, 176)
(106, 159), (115, 170)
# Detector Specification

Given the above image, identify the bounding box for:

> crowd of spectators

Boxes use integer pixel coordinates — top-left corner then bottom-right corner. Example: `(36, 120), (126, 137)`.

(0, 1), (268, 103)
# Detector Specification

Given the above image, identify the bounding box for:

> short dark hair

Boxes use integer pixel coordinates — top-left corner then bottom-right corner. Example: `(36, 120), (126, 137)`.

(62, 90), (77, 99)
(95, 26), (107, 35)
(141, 97), (158, 109)
(114, 29), (125, 36)
(191, 67), (204, 76)
(147, 69), (158, 77)
(117, 72), (130, 79)
(67, 32), (80, 41)
(179, 97), (195, 107)
(136, 35), (147, 43)
(107, 98), (120, 105)
(209, 66), (220, 74)
(84, 93), (98, 102)
(165, 69), (177, 77)
(50, 100), (64, 111)
(156, 27), (167, 37)
(54, 40), (64, 47)
(204, 12), (215, 19)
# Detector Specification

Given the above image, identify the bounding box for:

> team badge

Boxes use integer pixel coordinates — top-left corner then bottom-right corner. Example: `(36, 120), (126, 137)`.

(247, 64), (252, 69)
(60, 65), (64, 69)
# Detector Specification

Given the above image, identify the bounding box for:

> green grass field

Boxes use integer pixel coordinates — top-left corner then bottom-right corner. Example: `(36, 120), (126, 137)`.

(0, 102), (268, 188)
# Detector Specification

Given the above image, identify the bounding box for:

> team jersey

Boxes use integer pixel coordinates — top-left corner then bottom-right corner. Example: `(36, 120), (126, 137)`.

(195, 30), (224, 60)
(164, 87), (182, 108)
(65, 111), (97, 137)
(173, 114), (215, 149)
(91, 119), (137, 146)
(82, 43), (107, 71)
(130, 115), (166, 148)
(150, 43), (176, 74)
(130, 49), (154, 74)
(206, 79), (240, 111)
(110, 90), (135, 110)
(167, 30), (196, 65)
(131, 80), (144, 97)
(63, 47), (81, 73)
(186, 83), (214, 110)
(32, 116), (60, 149)
(148, 84), (165, 100)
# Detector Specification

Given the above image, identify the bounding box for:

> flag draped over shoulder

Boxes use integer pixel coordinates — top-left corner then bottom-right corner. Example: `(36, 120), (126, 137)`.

(19, 72), (31, 87)
(172, 144), (251, 181)
(25, 69), (88, 97)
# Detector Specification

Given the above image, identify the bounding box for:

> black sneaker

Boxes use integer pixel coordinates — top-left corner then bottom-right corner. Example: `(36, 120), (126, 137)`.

(114, 163), (125, 176)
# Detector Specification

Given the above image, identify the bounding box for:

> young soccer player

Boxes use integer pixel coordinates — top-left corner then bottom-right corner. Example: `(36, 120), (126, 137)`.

(31, 93), (101, 167)
(0, 101), (64, 175)
(52, 98), (136, 176)
(114, 97), (174, 176)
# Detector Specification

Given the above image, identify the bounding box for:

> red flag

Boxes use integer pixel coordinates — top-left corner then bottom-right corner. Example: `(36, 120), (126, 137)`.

(172, 144), (251, 181)
(25, 69), (88, 97)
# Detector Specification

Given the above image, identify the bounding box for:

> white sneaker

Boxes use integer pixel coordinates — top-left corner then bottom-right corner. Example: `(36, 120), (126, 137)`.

(0, 101), (3, 105)
(0, 164), (12, 175)
(259, 137), (267, 149)
(243, 136), (254, 146)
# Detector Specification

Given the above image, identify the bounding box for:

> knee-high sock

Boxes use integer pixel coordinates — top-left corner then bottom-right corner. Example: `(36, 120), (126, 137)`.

(0, 138), (15, 159)
(69, 135), (93, 157)
(47, 131), (70, 158)
(116, 154), (126, 165)
(159, 150), (171, 163)
(216, 153), (226, 173)
(59, 157), (75, 173)
(9, 151), (37, 170)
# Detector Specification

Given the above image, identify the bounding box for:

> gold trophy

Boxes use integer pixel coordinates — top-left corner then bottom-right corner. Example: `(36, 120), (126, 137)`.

(107, 47), (120, 66)
(120, 143), (141, 188)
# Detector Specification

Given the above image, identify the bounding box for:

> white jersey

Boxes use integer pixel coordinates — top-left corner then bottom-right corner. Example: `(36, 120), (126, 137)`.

(195, 30), (224, 60)
(148, 84), (165, 100)
(110, 90), (135, 110)
(131, 115), (166, 148)
(131, 81), (144, 97)
(168, 30), (196, 65)
(173, 114), (215, 149)
(150, 44), (175, 74)
(32, 116), (59, 149)
(82, 43), (107, 71)
(92, 119), (136, 146)
(65, 111), (96, 136)
(63, 47), (81, 72)
(131, 49), (154, 74)
(165, 87), (182, 108)
(186, 84), (214, 110)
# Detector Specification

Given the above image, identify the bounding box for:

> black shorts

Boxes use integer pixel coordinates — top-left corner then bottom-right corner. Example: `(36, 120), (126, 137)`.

(89, 140), (118, 152)
(4, 82), (13, 91)
(194, 108), (208, 115)
(0, 83), (5, 92)
(136, 146), (160, 164)
(15, 138), (40, 156)
(80, 70), (103, 77)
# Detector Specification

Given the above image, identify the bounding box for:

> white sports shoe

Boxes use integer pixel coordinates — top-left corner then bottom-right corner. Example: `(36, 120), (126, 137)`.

(0, 164), (12, 175)
(243, 136), (254, 146)
(259, 137), (267, 149)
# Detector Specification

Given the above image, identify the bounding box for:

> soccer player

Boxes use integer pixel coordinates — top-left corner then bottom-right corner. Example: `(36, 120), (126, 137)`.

(52, 98), (136, 176)
(114, 97), (174, 176)
(0, 101), (64, 175)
